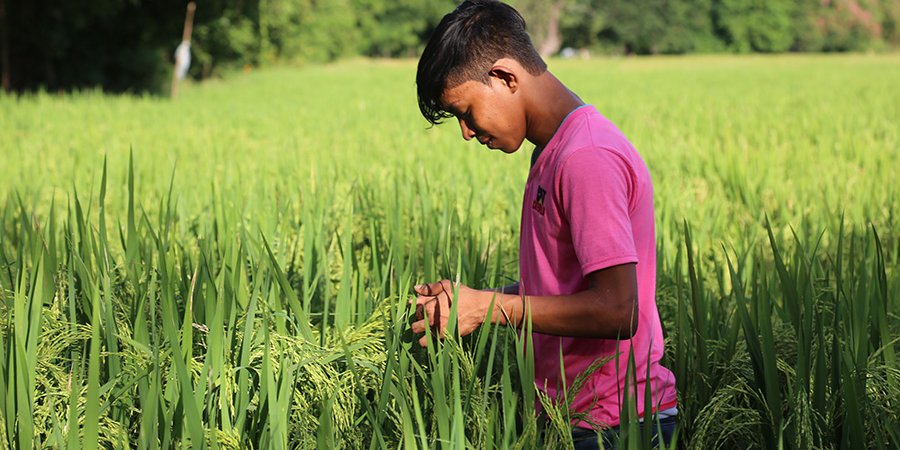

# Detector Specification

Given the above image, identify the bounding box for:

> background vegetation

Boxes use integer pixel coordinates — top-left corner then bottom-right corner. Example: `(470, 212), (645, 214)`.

(1, 55), (898, 448)
(2, 0), (900, 93)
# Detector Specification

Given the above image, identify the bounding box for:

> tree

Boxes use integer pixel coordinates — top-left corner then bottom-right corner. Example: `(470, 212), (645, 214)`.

(602, 0), (670, 54)
(792, 0), (826, 51)
(714, 0), (795, 52)
(509, 0), (567, 58)
(559, 0), (720, 55)
(353, 0), (455, 57)
(661, 0), (721, 53)
(559, 0), (605, 51)
(0, 0), (8, 91)
(884, 0), (900, 45)
(818, 0), (886, 51)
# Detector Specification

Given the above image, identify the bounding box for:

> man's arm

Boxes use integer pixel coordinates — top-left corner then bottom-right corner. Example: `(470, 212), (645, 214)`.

(489, 282), (519, 295)
(410, 263), (638, 346)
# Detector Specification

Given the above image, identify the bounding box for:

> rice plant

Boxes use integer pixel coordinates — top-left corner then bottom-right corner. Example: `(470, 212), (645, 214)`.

(1, 54), (897, 448)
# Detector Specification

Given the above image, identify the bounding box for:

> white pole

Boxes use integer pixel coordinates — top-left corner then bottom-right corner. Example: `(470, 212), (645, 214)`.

(171, 2), (196, 98)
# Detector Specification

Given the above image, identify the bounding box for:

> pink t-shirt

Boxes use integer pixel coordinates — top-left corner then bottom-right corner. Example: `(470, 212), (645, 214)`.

(519, 105), (677, 428)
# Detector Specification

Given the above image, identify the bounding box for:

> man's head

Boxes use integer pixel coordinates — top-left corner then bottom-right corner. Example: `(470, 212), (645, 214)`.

(416, 0), (547, 152)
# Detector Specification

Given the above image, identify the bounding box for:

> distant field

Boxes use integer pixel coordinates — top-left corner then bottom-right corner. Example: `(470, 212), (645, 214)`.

(1, 55), (898, 449)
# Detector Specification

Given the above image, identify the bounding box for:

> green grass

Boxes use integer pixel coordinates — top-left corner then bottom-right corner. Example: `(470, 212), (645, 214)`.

(0, 54), (898, 448)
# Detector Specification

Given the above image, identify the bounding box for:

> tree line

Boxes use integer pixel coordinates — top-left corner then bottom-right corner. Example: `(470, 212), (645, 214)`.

(1, 0), (898, 93)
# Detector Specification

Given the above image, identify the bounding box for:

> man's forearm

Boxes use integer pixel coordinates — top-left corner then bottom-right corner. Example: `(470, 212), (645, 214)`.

(481, 289), (638, 339)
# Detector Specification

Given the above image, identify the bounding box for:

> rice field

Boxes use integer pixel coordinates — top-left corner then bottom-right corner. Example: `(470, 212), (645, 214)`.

(0, 54), (898, 449)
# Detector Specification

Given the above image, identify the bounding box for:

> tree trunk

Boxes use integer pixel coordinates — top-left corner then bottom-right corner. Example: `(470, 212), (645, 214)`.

(538, 1), (564, 59)
(0, 0), (10, 91)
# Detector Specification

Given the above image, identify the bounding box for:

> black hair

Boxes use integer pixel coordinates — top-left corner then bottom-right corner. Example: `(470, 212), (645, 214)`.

(416, 0), (547, 125)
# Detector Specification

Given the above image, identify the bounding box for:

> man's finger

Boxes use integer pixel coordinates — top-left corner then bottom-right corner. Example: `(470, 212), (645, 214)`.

(415, 303), (424, 321)
(425, 301), (436, 327)
(416, 298), (437, 323)
(414, 281), (446, 297)
(418, 335), (428, 348)
(410, 319), (426, 334)
(432, 298), (441, 329)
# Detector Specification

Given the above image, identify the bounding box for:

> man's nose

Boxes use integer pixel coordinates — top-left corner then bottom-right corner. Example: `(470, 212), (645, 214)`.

(458, 118), (476, 141)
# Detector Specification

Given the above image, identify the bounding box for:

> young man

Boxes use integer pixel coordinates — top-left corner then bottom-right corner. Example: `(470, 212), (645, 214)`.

(410, 1), (678, 447)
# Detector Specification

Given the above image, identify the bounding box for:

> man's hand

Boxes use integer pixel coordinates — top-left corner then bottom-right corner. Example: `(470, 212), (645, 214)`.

(406, 264), (637, 344)
(409, 280), (489, 347)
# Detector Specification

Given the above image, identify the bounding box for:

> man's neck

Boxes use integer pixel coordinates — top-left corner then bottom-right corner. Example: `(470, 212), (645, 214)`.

(524, 72), (585, 149)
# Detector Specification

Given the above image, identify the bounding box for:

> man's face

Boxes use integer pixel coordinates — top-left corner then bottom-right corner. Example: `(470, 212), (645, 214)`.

(440, 76), (527, 153)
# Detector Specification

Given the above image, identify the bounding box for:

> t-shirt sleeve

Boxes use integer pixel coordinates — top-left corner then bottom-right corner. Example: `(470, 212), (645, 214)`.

(557, 147), (638, 277)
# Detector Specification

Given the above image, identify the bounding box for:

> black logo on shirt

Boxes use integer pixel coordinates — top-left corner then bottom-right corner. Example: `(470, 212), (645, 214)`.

(532, 186), (546, 215)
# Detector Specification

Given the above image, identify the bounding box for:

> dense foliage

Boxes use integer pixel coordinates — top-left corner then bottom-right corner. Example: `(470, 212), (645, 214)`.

(1, 0), (900, 93)
(1, 55), (898, 448)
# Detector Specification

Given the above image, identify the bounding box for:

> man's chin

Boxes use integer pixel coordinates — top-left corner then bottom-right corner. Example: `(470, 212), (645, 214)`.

(496, 141), (522, 154)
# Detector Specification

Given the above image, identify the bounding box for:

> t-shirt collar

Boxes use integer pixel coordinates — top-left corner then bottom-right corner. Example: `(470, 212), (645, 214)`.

(530, 104), (594, 169)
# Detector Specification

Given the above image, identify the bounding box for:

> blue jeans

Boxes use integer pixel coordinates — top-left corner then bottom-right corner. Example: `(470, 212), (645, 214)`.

(572, 415), (676, 450)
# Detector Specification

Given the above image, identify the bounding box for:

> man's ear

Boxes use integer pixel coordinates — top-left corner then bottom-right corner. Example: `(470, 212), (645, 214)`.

(489, 64), (518, 94)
